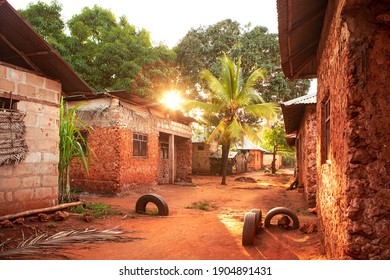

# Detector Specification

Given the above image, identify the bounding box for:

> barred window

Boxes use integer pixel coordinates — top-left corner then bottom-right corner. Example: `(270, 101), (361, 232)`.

(160, 142), (169, 159)
(133, 133), (148, 157)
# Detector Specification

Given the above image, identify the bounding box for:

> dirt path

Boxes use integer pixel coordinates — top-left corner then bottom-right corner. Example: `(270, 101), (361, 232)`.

(0, 169), (326, 260)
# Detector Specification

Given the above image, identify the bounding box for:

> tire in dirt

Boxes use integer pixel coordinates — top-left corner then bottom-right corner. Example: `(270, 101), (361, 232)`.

(135, 194), (169, 216)
(264, 207), (300, 229)
(250, 208), (262, 233)
(242, 212), (256, 246)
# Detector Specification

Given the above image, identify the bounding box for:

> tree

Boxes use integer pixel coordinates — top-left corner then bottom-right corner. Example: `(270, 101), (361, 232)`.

(262, 121), (295, 174)
(175, 20), (310, 103)
(58, 98), (92, 203)
(18, 0), (68, 55)
(184, 53), (277, 185)
(19, 3), (179, 101)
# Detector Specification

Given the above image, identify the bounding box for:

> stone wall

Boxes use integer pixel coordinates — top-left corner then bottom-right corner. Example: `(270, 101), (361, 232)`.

(316, 0), (390, 259)
(297, 104), (317, 208)
(0, 64), (60, 215)
(175, 137), (192, 182)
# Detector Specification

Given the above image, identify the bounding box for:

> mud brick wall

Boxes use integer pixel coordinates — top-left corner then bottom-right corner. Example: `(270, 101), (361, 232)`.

(175, 137), (192, 182)
(70, 101), (160, 194)
(297, 105), (317, 208)
(119, 130), (159, 192)
(316, 0), (390, 259)
(247, 150), (263, 171)
(192, 143), (211, 174)
(70, 126), (122, 194)
(0, 64), (60, 215)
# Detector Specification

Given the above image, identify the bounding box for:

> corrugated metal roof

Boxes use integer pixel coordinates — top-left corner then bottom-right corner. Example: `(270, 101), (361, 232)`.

(281, 93), (317, 134)
(236, 139), (270, 153)
(276, 0), (327, 79)
(0, 0), (93, 95)
(282, 92), (316, 106)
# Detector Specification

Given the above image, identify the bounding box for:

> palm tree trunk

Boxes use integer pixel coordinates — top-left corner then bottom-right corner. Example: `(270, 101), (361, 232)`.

(220, 141), (231, 185)
(271, 144), (277, 174)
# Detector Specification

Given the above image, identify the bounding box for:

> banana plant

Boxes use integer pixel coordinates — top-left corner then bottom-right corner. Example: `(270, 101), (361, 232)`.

(58, 97), (92, 202)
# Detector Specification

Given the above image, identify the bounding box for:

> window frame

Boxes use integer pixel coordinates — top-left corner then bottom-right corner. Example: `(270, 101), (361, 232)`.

(133, 133), (148, 158)
(160, 142), (169, 159)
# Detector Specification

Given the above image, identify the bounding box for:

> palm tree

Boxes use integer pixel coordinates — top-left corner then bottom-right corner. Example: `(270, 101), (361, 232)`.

(185, 53), (277, 185)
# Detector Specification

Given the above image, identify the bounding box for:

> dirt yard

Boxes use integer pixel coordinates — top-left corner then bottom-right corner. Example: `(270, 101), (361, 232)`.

(0, 169), (326, 260)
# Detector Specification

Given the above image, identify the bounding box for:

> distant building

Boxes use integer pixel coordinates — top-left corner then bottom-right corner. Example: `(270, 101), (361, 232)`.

(281, 93), (317, 207)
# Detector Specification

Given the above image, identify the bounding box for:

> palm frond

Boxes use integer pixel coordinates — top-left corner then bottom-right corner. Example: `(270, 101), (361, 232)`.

(0, 228), (142, 260)
(207, 121), (228, 144)
(228, 117), (244, 143)
(182, 99), (222, 113)
(244, 102), (279, 120)
(200, 69), (231, 106)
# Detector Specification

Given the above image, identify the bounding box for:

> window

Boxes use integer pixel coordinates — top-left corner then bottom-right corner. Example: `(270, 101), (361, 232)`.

(160, 142), (169, 159)
(133, 133), (148, 157)
(324, 98), (331, 162)
(197, 145), (204, 151)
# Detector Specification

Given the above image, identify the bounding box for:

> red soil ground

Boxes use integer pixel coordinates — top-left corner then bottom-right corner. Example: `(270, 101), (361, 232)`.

(0, 169), (326, 260)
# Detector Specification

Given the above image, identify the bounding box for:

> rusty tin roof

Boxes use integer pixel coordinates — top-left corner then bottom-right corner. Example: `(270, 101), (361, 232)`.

(276, 0), (327, 79)
(281, 92), (316, 134)
(0, 0), (93, 95)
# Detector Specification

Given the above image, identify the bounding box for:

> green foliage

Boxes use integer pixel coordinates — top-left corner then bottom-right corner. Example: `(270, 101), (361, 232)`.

(18, 0), (67, 54)
(175, 20), (310, 102)
(19, 3), (179, 101)
(185, 201), (215, 211)
(70, 202), (121, 218)
(262, 120), (295, 173)
(184, 53), (277, 184)
(58, 97), (92, 202)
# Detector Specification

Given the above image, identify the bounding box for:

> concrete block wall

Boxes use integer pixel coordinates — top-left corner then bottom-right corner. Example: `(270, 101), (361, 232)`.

(0, 64), (60, 215)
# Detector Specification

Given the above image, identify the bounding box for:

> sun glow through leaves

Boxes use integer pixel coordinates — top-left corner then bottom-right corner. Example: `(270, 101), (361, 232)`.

(160, 90), (182, 110)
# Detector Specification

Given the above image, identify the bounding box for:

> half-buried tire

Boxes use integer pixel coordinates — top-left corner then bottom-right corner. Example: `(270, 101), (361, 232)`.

(264, 207), (300, 229)
(135, 194), (169, 216)
(242, 212), (256, 246)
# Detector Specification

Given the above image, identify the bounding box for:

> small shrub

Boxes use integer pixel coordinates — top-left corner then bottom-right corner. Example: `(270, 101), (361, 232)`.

(185, 201), (213, 211)
(70, 202), (121, 218)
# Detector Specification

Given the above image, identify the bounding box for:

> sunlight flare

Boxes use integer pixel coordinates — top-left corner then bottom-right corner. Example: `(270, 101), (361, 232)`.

(160, 90), (182, 110)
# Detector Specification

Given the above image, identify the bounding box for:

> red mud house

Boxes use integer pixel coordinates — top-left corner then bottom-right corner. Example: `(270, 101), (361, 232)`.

(66, 91), (193, 195)
(0, 1), (93, 216)
(277, 0), (389, 259)
(281, 93), (317, 208)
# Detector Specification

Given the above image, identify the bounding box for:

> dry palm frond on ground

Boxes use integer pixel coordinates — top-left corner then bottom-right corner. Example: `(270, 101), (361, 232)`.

(0, 228), (142, 260)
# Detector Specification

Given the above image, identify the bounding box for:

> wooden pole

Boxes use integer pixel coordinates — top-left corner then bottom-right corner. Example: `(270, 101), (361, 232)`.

(0, 201), (82, 221)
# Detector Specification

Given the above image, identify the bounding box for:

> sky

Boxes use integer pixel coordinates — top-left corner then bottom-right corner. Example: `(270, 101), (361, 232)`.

(8, 0), (279, 48)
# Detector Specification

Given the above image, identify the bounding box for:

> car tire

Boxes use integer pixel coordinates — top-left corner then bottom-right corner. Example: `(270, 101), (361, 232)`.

(242, 212), (256, 246)
(250, 208), (262, 233)
(264, 207), (300, 229)
(135, 194), (169, 216)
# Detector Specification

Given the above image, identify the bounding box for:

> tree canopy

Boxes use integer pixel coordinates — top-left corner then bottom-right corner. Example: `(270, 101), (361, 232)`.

(175, 20), (310, 103)
(18, 1), (179, 100)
